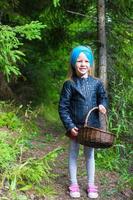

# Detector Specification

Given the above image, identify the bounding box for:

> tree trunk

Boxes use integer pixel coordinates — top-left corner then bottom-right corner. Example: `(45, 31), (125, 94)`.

(97, 0), (107, 130)
(0, 72), (15, 100)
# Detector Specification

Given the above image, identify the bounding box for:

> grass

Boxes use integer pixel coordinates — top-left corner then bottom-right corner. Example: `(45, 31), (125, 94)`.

(0, 101), (64, 199)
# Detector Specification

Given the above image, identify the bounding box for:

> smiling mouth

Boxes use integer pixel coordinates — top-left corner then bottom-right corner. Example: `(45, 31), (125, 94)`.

(79, 68), (87, 70)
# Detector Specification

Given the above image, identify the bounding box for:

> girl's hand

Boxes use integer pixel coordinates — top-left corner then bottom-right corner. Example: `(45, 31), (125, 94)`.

(98, 104), (106, 114)
(71, 127), (79, 136)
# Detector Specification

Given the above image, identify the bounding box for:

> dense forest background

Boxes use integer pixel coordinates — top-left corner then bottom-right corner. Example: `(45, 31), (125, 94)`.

(0, 0), (132, 199)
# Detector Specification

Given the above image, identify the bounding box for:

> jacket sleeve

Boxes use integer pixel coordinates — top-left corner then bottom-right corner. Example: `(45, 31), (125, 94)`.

(58, 80), (75, 131)
(97, 81), (108, 109)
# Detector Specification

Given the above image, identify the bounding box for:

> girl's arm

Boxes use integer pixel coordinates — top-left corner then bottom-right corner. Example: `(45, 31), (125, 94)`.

(97, 81), (108, 110)
(58, 80), (76, 131)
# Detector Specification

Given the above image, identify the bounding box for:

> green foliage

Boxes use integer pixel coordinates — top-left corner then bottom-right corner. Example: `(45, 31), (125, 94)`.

(53, 0), (60, 7)
(108, 0), (132, 12)
(0, 131), (20, 171)
(102, 77), (132, 187)
(0, 21), (46, 81)
(0, 101), (37, 169)
(32, 46), (69, 104)
(0, 112), (22, 130)
(96, 147), (120, 171)
(0, 100), (39, 133)
(15, 21), (46, 40)
(96, 144), (132, 188)
(0, 26), (23, 81)
(0, 140), (17, 170)
(104, 4), (133, 190)
(2, 147), (62, 192)
(108, 76), (132, 139)
(0, 101), (64, 199)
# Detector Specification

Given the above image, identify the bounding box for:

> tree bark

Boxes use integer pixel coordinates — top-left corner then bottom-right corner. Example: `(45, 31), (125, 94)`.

(98, 0), (107, 88)
(97, 0), (107, 130)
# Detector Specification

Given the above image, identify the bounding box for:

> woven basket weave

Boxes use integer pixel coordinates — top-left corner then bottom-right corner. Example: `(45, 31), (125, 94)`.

(77, 107), (115, 148)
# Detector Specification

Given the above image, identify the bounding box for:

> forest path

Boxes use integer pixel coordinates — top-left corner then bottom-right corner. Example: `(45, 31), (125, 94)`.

(26, 117), (131, 200)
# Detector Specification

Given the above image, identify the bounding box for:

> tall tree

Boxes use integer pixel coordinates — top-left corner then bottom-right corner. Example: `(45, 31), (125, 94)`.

(97, 0), (107, 130)
(98, 0), (107, 88)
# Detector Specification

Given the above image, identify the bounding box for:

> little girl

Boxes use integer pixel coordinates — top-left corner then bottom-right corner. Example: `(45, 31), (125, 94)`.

(58, 46), (108, 198)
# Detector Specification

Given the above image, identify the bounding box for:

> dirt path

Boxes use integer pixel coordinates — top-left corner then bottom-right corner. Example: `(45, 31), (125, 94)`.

(25, 119), (132, 200)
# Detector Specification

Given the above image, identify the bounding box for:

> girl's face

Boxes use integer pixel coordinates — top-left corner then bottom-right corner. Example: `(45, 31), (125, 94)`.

(75, 52), (91, 78)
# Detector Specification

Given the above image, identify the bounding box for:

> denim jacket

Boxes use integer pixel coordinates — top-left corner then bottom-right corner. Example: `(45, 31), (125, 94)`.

(58, 76), (108, 131)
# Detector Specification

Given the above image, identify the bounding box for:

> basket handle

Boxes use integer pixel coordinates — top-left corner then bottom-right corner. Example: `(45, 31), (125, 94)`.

(84, 106), (107, 130)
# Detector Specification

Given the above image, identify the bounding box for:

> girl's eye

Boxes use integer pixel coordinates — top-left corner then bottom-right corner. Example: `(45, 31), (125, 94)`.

(77, 60), (89, 63)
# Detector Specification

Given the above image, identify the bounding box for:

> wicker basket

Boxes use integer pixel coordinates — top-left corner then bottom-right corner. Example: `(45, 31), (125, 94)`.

(77, 107), (115, 148)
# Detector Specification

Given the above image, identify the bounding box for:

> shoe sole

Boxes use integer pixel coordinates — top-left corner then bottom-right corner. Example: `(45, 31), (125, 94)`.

(88, 192), (98, 198)
(70, 192), (80, 198)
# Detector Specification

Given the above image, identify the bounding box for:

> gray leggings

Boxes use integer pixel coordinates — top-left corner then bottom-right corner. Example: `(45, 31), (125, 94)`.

(69, 139), (95, 185)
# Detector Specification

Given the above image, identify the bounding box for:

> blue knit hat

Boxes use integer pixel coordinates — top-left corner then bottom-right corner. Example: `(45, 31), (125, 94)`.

(70, 45), (94, 69)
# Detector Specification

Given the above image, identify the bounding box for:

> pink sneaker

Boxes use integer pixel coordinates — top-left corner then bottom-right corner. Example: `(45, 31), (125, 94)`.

(87, 185), (98, 198)
(69, 184), (80, 198)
